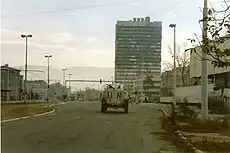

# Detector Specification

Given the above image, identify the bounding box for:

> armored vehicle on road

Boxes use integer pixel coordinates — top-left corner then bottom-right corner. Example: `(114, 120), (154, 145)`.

(100, 84), (130, 113)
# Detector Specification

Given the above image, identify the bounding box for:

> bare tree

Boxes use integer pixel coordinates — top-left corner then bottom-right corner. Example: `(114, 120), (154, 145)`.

(194, 0), (230, 67)
(166, 45), (190, 86)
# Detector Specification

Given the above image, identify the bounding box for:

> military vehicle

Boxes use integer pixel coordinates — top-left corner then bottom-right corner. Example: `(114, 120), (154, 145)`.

(100, 84), (130, 113)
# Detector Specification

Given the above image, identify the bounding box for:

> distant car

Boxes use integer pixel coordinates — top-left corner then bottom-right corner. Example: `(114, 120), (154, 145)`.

(100, 84), (130, 113)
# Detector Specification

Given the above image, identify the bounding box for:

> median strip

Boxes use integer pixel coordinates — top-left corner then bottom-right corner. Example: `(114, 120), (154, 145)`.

(1, 103), (55, 123)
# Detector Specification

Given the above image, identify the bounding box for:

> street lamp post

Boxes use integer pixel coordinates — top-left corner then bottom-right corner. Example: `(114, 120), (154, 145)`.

(141, 55), (144, 103)
(21, 34), (32, 103)
(68, 74), (72, 99)
(62, 68), (67, 101)
(61, 69), (67, 87)
(45, 54), (52, 102)
(169, 24), (177, 108)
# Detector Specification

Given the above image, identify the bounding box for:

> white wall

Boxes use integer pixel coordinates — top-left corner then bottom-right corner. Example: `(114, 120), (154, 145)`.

(175, 84), (214, 103)
(161, 85), (230, 103)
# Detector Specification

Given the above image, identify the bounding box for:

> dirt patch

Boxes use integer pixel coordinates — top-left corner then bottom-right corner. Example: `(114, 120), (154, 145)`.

(165, 105), (230, 152)
(179, 120), (224, 133)
(192, 139), (230, 152)
(1, 103), (53, 120)
(157, 117), (193, 152)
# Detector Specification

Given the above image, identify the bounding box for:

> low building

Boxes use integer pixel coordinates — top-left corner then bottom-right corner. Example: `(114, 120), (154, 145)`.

(76, 88), (100, 101)
(48, 82), (68, 101)
(160, 66), (195, 96)
(1, 64), (23, 101)
(27, 80), (47, 100)
(189, 38), (230, 89)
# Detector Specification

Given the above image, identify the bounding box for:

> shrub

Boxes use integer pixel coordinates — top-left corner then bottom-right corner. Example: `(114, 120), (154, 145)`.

(208, 97), (229, 114)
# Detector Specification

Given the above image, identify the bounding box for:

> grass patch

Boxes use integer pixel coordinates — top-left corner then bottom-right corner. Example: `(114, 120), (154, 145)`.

(175, 105), (229, 133)
(1, 103), (53, 120)
(179, 119), (224, 133)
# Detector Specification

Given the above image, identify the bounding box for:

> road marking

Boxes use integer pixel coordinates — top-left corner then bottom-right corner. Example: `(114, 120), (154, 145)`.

(33, 109), (55, 117)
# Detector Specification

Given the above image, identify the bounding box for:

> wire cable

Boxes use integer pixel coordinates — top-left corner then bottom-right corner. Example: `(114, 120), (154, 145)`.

(2, 0), (140, 18)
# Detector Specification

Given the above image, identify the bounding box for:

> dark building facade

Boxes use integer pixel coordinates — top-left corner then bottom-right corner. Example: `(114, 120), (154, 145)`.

(1, 64), (23, 101)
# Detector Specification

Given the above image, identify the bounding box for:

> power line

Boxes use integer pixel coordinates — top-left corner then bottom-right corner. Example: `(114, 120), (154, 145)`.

(146, 0), (190, 16)
(2, 0), (140, 18)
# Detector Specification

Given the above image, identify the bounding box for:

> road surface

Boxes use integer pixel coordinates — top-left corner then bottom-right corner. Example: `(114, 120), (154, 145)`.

(2, 101), (180, 153)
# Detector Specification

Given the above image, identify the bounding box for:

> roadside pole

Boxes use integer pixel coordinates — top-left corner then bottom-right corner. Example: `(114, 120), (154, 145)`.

(141, 55), (144, 103)
(202, 0), (209, 120)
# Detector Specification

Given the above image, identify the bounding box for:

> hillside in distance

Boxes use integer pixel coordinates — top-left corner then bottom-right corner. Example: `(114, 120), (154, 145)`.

(16, 65), (114, 90)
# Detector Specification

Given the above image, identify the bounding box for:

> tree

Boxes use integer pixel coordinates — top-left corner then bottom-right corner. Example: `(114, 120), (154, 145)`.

(165, 45), (190, 86)
(143, 74), (154, 100)
(143, 74), (154, 88)
(194, 1), (230, 67)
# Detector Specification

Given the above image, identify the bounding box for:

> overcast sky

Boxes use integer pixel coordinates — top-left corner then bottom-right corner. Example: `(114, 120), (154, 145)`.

(1, 0), (223, 69)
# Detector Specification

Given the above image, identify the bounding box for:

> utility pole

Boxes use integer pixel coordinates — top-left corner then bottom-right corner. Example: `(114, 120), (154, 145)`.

(45, 54), (52, 102)
(169, 24), (177, 109)
(21, 34), (32, 103)
(61, 68), (67, 96)
(141, 55), (144, 103)
(7, 66), (10, 102)
(61, 69), (67, 87)
(68, 74), (72, 99)
(202, 0), (209, 120)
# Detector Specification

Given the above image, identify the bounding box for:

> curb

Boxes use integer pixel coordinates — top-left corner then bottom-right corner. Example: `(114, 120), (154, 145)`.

(1, 105), (55, 123)
(175, 130), (206, 153)
(156, 108), (169, 118)
(156, 108), (205, 153)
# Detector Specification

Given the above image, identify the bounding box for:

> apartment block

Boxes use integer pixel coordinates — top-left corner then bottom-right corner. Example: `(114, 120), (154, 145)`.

(115, 16), (162, 99)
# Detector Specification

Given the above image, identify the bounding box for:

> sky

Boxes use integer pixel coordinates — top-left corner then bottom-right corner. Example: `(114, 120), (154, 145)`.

(1, 0), (224, 70)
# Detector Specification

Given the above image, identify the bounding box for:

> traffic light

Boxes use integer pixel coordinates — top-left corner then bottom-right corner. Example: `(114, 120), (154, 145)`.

(99, 79), (102, 84)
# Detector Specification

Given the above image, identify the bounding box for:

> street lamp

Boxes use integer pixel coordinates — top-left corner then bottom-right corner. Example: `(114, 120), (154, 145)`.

(169, 23), (177, 121)
(185, 39), (196, 52)
(21, 34), (32, 103)
(45, 54), (52, 102)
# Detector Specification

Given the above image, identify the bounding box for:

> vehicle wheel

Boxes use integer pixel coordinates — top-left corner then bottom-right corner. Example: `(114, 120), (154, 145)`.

(124, 100), (129, 113)
(101, 103), (105, 113)
(104, 105), (107, 112)
(101, 103), (107, 113)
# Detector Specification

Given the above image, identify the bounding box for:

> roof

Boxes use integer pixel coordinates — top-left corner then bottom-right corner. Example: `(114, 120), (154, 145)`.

(1, 64), (21, 72)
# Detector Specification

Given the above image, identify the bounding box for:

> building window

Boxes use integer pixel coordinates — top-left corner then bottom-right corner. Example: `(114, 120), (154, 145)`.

(155, 49), (161, 52)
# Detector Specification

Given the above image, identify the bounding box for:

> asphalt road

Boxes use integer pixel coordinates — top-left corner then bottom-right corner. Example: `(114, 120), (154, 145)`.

(2, 101), (179, 153)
